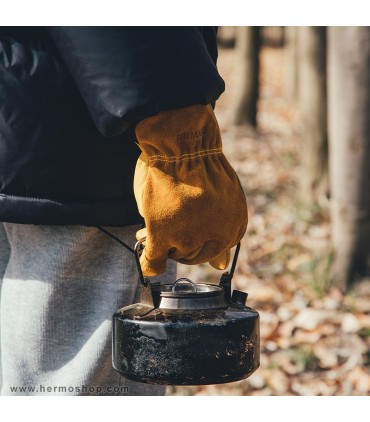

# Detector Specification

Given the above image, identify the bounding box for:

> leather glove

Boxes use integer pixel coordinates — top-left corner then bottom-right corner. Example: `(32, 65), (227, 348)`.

(133, 104), (248, 276)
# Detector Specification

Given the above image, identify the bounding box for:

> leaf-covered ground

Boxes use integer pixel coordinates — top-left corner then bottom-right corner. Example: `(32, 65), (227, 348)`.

(167, 45), (370, 396)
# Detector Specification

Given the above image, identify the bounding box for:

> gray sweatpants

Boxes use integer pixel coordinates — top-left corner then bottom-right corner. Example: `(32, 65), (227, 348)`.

(0, 222), (176, 396)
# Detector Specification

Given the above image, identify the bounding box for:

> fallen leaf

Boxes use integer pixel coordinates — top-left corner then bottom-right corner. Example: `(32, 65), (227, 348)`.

(294, 309), (335, 330)
(341, 313), (361, 333)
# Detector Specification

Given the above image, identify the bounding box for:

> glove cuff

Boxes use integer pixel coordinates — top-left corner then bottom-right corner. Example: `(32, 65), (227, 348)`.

(135, 104), (222, 160)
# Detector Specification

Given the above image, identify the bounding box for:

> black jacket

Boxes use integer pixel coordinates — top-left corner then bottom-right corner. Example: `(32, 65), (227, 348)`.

(0, 27), (224, 227)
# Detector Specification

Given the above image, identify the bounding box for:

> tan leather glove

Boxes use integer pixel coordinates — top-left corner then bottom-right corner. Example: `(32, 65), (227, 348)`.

(134, 104), (248, 276)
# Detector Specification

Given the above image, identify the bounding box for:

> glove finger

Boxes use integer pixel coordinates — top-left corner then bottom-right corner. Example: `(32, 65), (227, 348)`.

(135, 227), (147, 241)
(138, 233), (169, 277)
(169, 244), (203, 262)
(209, 248), (231, 271)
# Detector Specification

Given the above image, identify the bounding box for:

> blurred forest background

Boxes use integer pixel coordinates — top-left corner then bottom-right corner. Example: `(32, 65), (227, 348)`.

(168, 26), (370, 396)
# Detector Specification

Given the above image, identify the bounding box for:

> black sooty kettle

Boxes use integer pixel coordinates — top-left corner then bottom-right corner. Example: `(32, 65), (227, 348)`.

(112, 238), (260, 385)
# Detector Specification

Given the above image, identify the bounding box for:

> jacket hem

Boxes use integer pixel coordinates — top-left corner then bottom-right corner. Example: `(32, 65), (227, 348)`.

(0, 194), (144, 227)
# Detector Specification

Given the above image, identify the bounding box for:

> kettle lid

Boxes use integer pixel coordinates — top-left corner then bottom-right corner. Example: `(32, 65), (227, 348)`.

(152, 278), (228, 310)
(160, 278), (222, 296)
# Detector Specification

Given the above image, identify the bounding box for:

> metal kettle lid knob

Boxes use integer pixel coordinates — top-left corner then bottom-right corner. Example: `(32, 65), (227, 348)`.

(171, 278), (198, 293)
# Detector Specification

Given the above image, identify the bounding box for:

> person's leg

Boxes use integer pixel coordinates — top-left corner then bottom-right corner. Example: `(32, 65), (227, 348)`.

(0, 223), (11, 390)
(0, 223), (10, 278)
(0, 223), (176, 396)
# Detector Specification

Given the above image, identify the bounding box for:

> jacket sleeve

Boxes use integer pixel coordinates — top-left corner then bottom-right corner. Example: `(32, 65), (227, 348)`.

(47, 27), (225, 138)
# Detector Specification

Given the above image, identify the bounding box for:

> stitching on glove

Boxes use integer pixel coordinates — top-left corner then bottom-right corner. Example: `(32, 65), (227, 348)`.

(150, 147), (222, 160)
(149, 149), (223, 163)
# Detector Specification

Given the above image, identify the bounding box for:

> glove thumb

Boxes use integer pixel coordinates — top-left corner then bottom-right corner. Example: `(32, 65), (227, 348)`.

(135, 227), (168, 276)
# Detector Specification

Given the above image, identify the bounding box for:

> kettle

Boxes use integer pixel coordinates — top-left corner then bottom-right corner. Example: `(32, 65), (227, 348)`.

(112, 238), (260, 385)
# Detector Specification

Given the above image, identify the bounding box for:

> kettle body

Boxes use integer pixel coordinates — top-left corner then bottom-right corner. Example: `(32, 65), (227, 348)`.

(112, 240), (260, 385)
(113, 294), (259, 385)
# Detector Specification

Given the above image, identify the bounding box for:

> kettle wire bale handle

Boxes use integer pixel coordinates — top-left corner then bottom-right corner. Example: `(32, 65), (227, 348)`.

(219, 242), (241, 303)
(134, 236), (149, 287)
(135, 235), (241, 292)
(229, 242), (241, 279)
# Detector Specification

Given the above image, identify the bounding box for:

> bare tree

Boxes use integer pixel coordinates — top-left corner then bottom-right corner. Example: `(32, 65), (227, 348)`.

(261, 26), (284, 48)
(299, 27), (328, 205)
(285, 26), (299, 101)
(217, 26), (237, 49)
(233, 26), (260, 127)
(328, 27), (370, 290)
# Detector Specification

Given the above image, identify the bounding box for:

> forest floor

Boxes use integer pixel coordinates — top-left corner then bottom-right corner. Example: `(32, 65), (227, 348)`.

(167, 45), (370, 396)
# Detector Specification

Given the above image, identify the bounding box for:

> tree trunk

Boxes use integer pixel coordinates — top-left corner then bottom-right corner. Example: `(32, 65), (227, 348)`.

(299, 27), (329, 205)
(328, 27), (370, 290)
(233, 26), (260, 127)
(261, 26), (284, 48)
(217, 26), (236, 49)
(285, 26), (299, 100)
